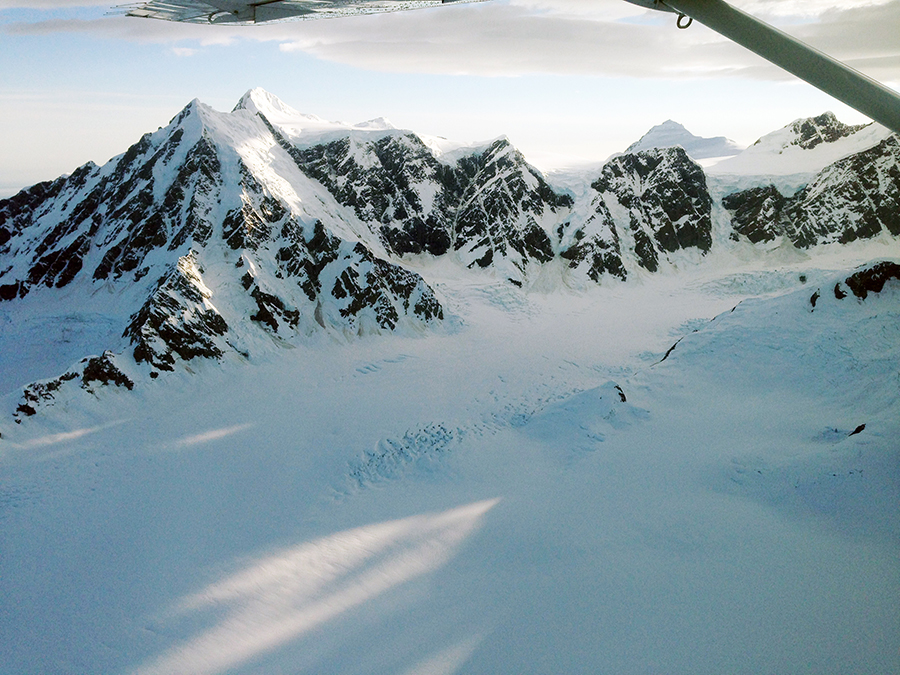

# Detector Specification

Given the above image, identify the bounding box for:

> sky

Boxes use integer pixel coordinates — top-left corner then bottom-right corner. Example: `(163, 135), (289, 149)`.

(1, 0), (898, 196)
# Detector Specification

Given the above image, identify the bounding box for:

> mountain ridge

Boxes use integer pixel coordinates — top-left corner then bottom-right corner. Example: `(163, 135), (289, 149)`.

(2, 89), (898, 418)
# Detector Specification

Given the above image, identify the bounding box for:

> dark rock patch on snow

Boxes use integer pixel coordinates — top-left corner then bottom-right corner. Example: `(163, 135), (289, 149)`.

(14, 351), (133, 422)
(844, 260), (900, 299)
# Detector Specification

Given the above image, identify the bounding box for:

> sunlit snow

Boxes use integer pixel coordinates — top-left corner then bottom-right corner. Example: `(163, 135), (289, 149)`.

(0, 92), (898, 674)
(1, 243), (897, 674)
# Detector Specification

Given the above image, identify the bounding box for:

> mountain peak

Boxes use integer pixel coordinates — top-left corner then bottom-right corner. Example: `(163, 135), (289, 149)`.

(782, 111), (869, 151)
(355, 117), (396, 130)
(233, 88), (301, 117)
(626, 120), (742, 160)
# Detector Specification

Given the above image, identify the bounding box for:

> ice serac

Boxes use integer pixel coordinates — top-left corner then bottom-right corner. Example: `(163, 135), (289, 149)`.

(0, 93), (444, 413)
(723, 135), (900, 246)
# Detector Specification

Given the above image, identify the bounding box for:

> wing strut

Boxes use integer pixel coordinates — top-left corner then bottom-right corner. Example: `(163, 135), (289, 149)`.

(659, 0), (900, 134)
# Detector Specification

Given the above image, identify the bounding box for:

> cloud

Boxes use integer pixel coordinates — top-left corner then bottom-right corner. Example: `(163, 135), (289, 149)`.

(276, 0), (900, 81)
(3, 0), (898, 81)
(731, 0), (895, 20)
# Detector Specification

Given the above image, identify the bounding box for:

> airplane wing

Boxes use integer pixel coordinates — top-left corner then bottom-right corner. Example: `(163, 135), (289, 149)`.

(120, 0), (486, 24)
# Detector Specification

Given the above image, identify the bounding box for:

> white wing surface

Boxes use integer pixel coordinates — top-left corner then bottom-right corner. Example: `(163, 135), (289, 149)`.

(121, 0), (484, 23)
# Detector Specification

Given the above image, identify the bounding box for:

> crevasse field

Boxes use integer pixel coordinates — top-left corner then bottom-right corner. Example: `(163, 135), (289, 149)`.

(2, 245), (898, 674)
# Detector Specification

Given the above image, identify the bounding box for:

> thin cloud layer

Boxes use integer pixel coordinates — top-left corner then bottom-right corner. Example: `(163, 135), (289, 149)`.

(3, 0), (899, 81)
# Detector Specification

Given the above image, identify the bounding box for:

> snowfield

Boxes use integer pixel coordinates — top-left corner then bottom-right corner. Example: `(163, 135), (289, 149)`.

(1, 244), (898, 674)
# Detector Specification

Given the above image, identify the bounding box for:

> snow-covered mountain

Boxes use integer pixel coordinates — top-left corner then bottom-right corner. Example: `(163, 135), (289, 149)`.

(624, 119), (742, 160)
(2, 90), (899, 675)
(708, 111), (894, 193)
(1, 89), (898, 413)
(722, 134), (900, 246)
(1, 91), (448, 412)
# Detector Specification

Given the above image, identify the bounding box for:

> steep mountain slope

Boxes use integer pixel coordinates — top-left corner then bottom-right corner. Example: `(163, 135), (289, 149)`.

(2, 91), (899, 675)
(708, 111), (894, 194)
(0, 94), (446, 411)
(556, 146), (714, 279)
(236, 88), (573, 285)
(723, 135), (900, 246)
(2, 92), (899, 418)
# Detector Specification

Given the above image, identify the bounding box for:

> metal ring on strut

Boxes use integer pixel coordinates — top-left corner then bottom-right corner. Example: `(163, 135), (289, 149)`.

(677, 13), (693, 28)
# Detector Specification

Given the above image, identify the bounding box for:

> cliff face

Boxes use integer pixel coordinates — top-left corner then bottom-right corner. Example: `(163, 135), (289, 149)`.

(280, 130), (571, 284)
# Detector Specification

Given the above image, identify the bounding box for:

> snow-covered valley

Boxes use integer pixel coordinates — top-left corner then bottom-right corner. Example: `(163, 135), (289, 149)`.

(1, 91), (898, 674)
(3, 247), (898, 674)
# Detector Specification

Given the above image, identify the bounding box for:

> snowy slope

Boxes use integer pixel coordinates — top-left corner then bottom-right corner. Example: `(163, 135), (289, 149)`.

(2, 94), (899, 413)
(2, 96), (900, 675)
(708, 112), (894, 195)
(721, 135), (900, 247)
(2, 93), (900, 419)
(1, 253), (897, 674)
(0, 93), (446, 404)
(625, 119), (742, 160)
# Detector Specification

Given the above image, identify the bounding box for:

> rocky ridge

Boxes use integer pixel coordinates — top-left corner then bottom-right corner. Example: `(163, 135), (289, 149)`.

(2, 90), (899, 418)
(722, 135), (900, 247)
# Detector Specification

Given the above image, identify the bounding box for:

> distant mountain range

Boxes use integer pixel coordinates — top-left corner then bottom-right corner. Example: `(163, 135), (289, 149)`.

(1, 89), (898, 418)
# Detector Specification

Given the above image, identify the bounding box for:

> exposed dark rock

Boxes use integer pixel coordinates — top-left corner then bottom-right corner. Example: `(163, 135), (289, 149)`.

(81, 353), (135, 391)
(784, 112), (867, 151)
(591, 147), (712, 272)
(632, 227), (659, 273)
(221, 165), (283, 251)
(274, 219), (341, 302)
(13, 352), (133, 422)
(262, 117), (458, 257)
(5, 94), (899, 424)
(657, 337), (684, 364)
(451, 139), (564, 273)
(723, 185), (788, 244)
(843, 260), (900, 299)
(557, 209), (626, 283)
(124, 253), (229, 371)
(265, 115), (571, 280)
(724, 136), (900, 247)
